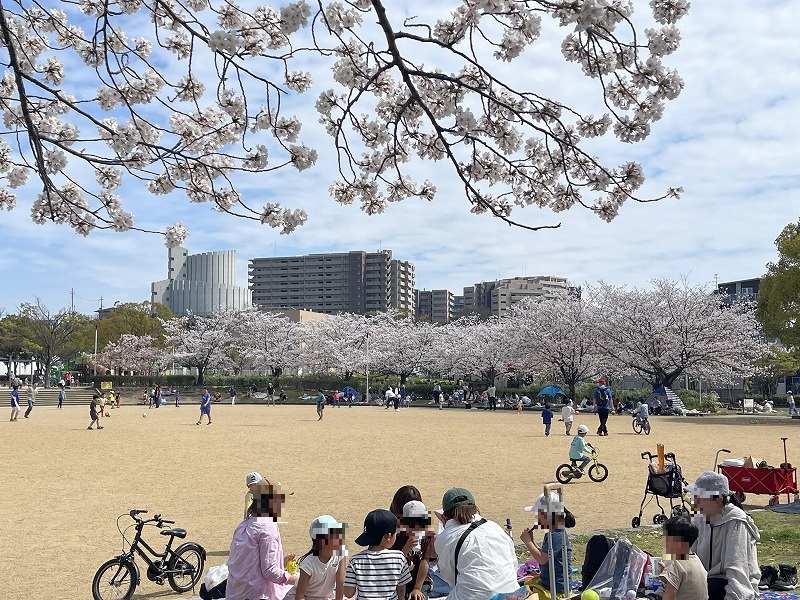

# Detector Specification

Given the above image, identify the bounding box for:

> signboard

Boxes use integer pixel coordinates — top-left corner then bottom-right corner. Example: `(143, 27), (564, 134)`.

(742, 398), (754, 414)
(100, 381), (113, 390)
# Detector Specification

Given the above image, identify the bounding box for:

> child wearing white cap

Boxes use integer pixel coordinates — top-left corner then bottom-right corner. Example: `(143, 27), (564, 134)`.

(519, 492), (575, 597)
(244, 472), (264, 519)
(285, 515), (347, 600)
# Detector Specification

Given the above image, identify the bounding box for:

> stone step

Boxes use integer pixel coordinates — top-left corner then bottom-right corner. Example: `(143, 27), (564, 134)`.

(6, 387), (97, 406)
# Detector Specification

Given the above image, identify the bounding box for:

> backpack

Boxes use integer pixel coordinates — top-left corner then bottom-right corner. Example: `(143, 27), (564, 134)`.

(581, 534), (614, 590)
(595, 387), (608, 406)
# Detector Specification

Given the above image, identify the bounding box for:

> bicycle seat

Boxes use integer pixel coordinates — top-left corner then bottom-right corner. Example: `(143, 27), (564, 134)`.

(160, 528), (187, 539)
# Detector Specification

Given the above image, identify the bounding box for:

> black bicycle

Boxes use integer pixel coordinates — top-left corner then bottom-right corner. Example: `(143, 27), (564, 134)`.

(632, 416), (651, 435)
(92, 509), (206, 600)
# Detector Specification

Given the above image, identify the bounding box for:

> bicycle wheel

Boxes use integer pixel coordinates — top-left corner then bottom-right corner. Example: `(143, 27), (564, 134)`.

(588, 463), (609, 482)
(556, 464), (575, 484)
(643, 420), (651, 435)
(92, 558), (136, 600)
(168, 544), (205, 593)
(632, 419), (643, 434)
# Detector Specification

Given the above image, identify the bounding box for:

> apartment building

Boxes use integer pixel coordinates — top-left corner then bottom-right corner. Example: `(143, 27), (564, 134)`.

(462, 276), (570, 318)
(249, 250), (415, 315)
(415, 289), (456, 324)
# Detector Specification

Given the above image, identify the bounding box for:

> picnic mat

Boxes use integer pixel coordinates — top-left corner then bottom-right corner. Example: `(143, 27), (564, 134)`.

(767, 499), (800, 514)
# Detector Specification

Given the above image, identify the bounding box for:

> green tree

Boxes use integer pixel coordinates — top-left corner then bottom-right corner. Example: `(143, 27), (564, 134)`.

(757, 220), (800, 347)
(16, 300), (87, 387)
(70, 302), (174, 358)
(0, 313), (39, 376)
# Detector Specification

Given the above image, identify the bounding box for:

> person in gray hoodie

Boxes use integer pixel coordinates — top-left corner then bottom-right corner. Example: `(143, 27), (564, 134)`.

(687, 471), (760, 600)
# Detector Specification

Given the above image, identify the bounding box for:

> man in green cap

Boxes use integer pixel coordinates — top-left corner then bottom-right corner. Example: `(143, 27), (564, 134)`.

(433, 487), (519, 600)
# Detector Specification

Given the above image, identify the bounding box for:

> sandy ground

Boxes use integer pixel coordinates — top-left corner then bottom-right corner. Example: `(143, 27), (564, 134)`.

(1, 402), (799, 600)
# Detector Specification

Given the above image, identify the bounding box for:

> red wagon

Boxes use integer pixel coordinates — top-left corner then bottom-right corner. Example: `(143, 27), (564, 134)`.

(717, 438), (798, 506)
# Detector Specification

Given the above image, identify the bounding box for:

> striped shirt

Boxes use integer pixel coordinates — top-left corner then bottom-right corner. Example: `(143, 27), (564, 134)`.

(344, 549), (411, 600)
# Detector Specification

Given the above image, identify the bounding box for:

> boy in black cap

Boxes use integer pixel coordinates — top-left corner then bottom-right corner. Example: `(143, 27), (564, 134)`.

(344, 509), (412, 600)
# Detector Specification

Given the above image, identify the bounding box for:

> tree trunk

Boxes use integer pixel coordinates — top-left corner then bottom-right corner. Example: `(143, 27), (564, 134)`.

(196, 365), (205, 386)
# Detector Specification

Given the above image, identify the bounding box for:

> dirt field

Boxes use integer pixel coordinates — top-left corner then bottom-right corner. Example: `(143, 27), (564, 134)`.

(2, 402), (798, 600)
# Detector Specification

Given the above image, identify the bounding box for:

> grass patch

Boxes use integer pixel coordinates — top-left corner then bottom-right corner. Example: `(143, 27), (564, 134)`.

(515, 511), (800, 569)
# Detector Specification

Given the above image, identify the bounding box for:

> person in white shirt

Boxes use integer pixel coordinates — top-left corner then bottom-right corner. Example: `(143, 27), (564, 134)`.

(433, 488), (519, 600)
(561, 400), (575, 435)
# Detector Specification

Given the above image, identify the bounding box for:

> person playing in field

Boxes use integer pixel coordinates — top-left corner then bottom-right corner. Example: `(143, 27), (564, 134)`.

(10, 384), (21, 421)
(561, 399), (575, 435)
(87, 394), (103, 430)
(316, 389), (325, 421)
(569, 425), (594, 472)
(197, 388), (212, 425)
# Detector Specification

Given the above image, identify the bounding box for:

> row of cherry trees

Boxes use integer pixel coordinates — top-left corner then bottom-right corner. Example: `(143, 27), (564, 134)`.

(94, 280), (765, 390)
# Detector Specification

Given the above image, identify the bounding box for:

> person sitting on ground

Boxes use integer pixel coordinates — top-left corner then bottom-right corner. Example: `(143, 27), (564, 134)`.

(244, 472), (264, 519)
(433, 488), (519, 600)
(226, 481), (298, 600)
(579, 396), (592, 411)
(569, 425), (594, 472)
(520, 492), (575, 597)
(390, 486), (437, 600)
(286, 515), (347, 600)
(344, 509), (411, 600)
(659, 516), (708, 600)
(687, 471), (760, 600)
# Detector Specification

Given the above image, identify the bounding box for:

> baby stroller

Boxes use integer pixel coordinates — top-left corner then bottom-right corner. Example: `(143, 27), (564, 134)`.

(631, 450), (689, 527)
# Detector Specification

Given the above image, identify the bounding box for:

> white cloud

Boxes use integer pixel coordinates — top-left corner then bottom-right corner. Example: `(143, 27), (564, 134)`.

(1, 1), (798, 314)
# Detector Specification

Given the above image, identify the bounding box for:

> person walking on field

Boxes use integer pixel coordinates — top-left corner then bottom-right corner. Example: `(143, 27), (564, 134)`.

(788, 391), (798, 417)
(24, 381), (38, 418)
(316, 389), (325, 421)
(197, 388), (212, 425)
(87, 394), (103, 430)
(593, 379), (612, 436)
(10, 384), (21, 421)
(57, 382), (66, 410)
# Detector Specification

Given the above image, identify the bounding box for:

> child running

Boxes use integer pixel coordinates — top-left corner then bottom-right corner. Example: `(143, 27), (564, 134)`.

(344, 509), (411, 600)
(519, 492), (575, 597)
(569, 425), (593, 472)
(287, 515), (347, 600)
(542, 404), (554, 436)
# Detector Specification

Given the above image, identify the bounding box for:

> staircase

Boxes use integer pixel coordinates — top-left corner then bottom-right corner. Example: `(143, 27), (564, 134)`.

(664, 388), (687, 414)
(6, 386), (97, 407)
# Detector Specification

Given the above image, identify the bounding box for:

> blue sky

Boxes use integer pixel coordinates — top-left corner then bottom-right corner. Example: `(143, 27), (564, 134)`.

(0, 1), (798, 316)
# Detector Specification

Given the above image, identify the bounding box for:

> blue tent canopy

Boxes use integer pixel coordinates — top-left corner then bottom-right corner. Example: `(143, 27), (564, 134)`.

(340, 385), (360, 401)
(536, 385), (567, 398)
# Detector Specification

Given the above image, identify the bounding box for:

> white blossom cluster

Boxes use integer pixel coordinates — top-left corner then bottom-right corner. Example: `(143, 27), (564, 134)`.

(105, 281), (762, 392)
(1, 0), (688, 242)
(318, 0), (689, 230)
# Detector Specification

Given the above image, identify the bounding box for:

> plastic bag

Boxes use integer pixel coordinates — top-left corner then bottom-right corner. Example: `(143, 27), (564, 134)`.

(204, 564), (228, 589)
(488, 585), (530, 600)
(586, 537), (648, 600)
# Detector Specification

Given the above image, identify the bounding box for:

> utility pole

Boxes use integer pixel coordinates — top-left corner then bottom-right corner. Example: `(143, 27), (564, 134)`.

(70, 288), (75, 313)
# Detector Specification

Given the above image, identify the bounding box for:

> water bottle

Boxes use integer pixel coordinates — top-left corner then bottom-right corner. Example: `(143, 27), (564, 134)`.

(505, 518), (513, 537)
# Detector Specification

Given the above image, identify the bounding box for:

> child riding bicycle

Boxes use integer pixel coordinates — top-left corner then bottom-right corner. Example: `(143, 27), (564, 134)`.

(569, 425), (594, 472)
(633, 401), (649, 424)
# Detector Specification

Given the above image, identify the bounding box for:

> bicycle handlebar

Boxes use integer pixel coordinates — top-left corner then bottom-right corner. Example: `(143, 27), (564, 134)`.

(161, 519), (175, 525)
(642, 451), (654, 460)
